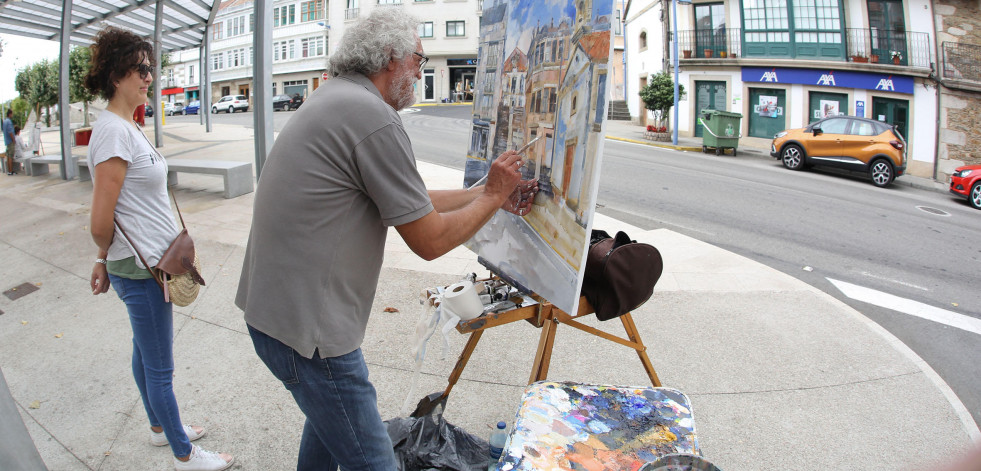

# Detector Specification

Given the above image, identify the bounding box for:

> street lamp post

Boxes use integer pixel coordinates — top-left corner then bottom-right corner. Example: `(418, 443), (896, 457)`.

(672, 0), (690, 146)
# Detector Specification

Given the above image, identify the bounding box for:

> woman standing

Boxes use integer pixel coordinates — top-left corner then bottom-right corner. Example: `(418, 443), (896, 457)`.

(85, 26), (234, 471)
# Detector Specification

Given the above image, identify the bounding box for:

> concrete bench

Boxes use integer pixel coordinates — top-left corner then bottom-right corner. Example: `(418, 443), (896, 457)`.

(78, 159), (254, 199)
(27, 155), (79, 177)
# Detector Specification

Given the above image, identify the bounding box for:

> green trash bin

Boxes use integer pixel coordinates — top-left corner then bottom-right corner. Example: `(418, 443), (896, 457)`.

(700, 109), (743, 156)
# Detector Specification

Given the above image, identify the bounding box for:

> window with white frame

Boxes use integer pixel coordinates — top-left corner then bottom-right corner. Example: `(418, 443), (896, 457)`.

(378, 0), (402, 4)
(615, 9), (622, 35)
(275, 5), (296, 27)
(446, 20), (465, 37)
(418, 21), (433, 38)
(250, 13), (254, 32)
(212, 52), (223, 70)
(301, 0), (324, 21)
(189, 65), (195, 84)
(301, 37), (325, 57)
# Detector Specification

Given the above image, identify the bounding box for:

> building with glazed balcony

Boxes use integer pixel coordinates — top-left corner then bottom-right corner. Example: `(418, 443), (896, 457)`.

(625, 0), (942, 178)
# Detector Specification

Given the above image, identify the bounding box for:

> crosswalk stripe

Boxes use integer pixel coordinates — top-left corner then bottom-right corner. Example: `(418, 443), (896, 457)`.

(828, 278), (981, 336)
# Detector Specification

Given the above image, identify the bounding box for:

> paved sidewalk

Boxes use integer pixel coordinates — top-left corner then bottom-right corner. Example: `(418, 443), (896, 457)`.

(0, 121), (976, 470)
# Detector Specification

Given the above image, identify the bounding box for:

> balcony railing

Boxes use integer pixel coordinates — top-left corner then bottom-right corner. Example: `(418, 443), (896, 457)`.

(344, 8), (359, 20)
(676, 28), (741, 58)
(942, 41), (981, 83)
(675, 27), (931, 67)
(845, 29), (930, 67)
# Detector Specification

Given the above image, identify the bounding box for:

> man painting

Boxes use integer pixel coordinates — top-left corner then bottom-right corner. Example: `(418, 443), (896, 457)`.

(236, 7), (536, 471)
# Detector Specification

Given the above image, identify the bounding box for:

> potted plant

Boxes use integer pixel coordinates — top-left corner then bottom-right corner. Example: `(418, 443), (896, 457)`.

(703, 49), (713, 58)
(870, 54), (879, 63)
(683, 49), (692, 59)
(890, 51), (903, 65)
(851, 55), (868, 63)
(640, 71), (686, 143)
(719, 51), (728, 58)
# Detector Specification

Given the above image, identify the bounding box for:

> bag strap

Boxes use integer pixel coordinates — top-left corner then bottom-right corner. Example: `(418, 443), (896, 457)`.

(169, 188), (186, 230)
(113, 218), (165, 289)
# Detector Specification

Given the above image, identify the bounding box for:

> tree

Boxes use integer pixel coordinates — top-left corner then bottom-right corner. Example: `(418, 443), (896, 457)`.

(639, 72), (685, 131)
(69, 46), (96, 126)
(15, 60), (59, 127)
(9, 97), (30, 129)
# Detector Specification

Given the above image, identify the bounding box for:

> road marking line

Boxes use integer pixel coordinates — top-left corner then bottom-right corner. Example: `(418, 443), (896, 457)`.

(828, 278), (981, 336)
(860, 271), (931, 291)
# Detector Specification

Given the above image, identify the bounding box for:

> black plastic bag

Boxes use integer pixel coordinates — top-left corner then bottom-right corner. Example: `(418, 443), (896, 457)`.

(385, 408), (489, 471)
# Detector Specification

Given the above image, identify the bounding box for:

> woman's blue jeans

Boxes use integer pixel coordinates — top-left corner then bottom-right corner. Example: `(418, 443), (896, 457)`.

(108, 275), (191, 457)
(248, 324), (397, 471)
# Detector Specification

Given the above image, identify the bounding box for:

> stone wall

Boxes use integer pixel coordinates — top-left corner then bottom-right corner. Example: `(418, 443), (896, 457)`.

(935, 0), (981, 179)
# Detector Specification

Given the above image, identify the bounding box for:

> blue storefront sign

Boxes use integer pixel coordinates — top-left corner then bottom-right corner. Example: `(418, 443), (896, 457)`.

(742, 67), (914, 95)
(856, 100), (865, 118)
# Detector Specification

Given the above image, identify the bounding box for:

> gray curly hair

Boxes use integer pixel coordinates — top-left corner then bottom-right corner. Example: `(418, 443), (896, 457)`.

(327, 7), (419, 77)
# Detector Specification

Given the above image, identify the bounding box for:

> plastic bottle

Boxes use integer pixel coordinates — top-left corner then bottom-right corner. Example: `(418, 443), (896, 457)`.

(488, 421), (507, 470)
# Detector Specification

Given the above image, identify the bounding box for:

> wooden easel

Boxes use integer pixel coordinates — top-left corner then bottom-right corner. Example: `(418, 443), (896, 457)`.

(437, 292), (661, 402)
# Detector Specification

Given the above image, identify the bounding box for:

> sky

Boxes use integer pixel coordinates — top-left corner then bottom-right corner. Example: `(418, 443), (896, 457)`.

(0, 34), (62, 104)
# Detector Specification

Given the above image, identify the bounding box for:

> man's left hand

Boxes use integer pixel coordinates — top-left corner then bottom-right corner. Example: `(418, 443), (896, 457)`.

(502, 179), (538, 216)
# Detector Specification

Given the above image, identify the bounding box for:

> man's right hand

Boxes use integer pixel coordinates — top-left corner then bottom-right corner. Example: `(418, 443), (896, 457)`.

(483, 150), (523, 202)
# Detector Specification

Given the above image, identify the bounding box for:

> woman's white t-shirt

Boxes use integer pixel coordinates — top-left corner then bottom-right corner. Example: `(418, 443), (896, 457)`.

(89, 110), (179, 268)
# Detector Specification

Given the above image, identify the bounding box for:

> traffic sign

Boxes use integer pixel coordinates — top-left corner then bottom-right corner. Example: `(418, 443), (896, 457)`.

(322, 72), (329, 81)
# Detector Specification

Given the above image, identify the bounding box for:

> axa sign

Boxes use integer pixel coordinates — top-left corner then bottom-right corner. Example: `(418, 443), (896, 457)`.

(816, 72), (836, 86)
(741, 67), (915, 95)
(875, 77), (896, 91)
(760, 70), (779, 82)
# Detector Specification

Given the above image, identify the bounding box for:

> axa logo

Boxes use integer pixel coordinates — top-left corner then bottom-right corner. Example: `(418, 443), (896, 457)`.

(875, 77), (895, 91)
(817, 71), (836, 86)
(760, 69), (779, 82)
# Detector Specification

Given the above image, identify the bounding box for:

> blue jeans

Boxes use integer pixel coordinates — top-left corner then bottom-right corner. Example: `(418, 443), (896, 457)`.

(248, 325), (397, 471)
(109, 275), (191, 457)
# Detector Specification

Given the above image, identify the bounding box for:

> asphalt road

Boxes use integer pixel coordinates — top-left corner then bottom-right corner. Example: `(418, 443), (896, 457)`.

(172, 105), (981, 425)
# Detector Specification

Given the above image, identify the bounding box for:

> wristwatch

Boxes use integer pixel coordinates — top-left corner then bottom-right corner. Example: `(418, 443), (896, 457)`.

(95, 258), (107, 265)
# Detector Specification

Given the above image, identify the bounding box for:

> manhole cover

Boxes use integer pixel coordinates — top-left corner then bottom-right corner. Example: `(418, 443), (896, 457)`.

(3, 282), (40, 301)
(916, 206), (950, 216)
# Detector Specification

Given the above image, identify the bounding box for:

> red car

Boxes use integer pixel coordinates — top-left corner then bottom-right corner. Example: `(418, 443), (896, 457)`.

(949, 164), (981, 209)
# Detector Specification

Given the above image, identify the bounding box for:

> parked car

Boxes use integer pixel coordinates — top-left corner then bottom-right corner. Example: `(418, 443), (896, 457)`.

(290, 93), (304, 110)
(164, 101), (184, 116)
(143, 103), (153, 117)
(212, 95), (249, 113)
(272, 94), (294, 111)
(770, 115), (906, 188)
(184, 100), (201, 115)
(949, 164), (981, 209)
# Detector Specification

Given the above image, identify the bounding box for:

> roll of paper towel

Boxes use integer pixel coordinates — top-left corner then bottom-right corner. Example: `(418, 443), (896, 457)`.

(442, 281), (484, 321)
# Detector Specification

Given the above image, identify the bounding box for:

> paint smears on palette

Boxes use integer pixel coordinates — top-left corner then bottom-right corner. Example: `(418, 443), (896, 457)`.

(500, 382), (700, 470)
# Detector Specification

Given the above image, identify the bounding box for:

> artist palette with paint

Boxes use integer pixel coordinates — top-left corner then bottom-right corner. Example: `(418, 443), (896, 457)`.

(498, 382), (701, 471)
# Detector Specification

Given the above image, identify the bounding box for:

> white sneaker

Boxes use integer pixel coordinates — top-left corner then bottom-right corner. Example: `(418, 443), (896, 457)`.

(151, 425), (207, 447)
(174, 445), (235, 471)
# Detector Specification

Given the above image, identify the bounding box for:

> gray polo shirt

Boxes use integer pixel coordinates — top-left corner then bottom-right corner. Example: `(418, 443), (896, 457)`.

(236, 73), (433, 359)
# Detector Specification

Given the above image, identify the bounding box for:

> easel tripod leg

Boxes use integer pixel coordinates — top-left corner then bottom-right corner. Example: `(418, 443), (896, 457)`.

(621, 313), (662, 387)
(529, 315), (558, 384)
(442, 330), (484, 398)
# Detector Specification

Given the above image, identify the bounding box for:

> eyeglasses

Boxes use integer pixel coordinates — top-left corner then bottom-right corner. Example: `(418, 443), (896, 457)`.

(413, 52), (429, 72)
(134, 63), (154, 79)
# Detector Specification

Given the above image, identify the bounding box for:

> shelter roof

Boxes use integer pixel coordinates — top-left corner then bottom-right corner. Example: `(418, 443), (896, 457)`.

(0, 0), (220, 53)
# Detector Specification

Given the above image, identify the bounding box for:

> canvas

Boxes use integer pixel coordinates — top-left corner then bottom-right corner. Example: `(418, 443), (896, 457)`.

(463, 0), (614, 315)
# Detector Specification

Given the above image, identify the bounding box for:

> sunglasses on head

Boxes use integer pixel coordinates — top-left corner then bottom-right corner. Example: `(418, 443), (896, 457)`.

(134, 63), (154, 79)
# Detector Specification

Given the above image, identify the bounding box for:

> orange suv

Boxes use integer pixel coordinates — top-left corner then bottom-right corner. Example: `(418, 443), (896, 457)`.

(770, 116), (906, 187)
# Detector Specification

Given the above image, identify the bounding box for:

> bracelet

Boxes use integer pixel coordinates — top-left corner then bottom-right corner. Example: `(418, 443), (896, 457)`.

(95, 258), (107, 265)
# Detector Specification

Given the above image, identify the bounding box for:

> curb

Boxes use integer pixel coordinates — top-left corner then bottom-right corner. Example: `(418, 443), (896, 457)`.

(605, 135), (703, 152)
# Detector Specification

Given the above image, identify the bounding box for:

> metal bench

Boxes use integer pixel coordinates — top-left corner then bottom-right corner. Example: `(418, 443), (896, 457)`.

(27, 155), (79, 177)
(77, 158), (254, 199)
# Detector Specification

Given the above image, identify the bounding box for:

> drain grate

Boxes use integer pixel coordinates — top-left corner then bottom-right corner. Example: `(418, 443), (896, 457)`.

(3, 283), (40, 301)
(916, 206), (951, 216)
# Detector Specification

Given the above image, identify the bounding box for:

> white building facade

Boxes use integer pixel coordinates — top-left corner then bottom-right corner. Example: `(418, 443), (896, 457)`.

(625, 0), (939, 178)
(330, 0), (482, 104)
